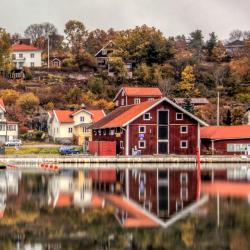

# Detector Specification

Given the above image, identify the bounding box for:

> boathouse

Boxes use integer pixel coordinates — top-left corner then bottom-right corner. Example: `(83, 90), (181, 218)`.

(91, 97), (208, 156)
(201, 125), (250, 155)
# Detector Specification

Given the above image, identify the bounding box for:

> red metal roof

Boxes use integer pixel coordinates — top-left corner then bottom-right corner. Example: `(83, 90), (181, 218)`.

(92, 99), (159, 129)
(54, 110), (74, 123)
(87, 109), (106, 123)
(201, 125), (250, 140)
(0, 98), (5, 111)
(123, 87), (162, 97)
(11, 44), (41, 52)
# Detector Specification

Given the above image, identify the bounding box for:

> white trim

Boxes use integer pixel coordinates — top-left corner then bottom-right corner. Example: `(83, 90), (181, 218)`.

(138, 140), (146, 149)
(180, 140), (188, 149)
(125, 125), (129, 156)
(180, 125), (188, 134)
(113, 87), (124, 102)
(71, 109), (92, 117)
(134, 98), (141, 104)
(139, 125), (146, 133)
(123, 97), (209, 127)
(95, 40), (114, 57)
(180, 173), (188, 185)
(176, 113), (183, 120)
(180, 187), (188, 201)
(143, 113), (151, 121)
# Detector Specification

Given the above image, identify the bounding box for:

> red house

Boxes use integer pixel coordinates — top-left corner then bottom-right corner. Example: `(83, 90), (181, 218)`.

(113, 87), (163, 107)
(201, 125), (250, 155)
(91, 97), (208, 156)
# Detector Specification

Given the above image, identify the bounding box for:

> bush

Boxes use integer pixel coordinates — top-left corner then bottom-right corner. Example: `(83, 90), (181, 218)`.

(20, 130), (45, 141)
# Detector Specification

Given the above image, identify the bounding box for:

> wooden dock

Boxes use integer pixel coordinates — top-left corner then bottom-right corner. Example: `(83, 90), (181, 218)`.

(0, 155), (249, 169)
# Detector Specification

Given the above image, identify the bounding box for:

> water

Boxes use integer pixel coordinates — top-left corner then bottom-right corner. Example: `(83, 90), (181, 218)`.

(0, 165), (249, 250)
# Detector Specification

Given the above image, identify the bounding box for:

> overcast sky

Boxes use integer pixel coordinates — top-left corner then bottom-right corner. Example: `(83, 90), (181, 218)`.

(1, 0), (249, 40)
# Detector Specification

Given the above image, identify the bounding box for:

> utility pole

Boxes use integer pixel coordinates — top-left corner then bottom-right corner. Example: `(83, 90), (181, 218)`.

(217, 91), (220, 126)
(47, 35), (50, 69)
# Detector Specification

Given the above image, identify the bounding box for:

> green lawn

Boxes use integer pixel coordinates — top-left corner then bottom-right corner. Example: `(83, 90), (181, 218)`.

(5, 147), (60, 155)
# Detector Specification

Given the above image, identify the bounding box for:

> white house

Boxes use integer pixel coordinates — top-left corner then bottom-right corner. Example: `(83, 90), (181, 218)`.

(47, 109), (105, 145)
(0, 99), (18, 144)
(11, 43), (42, 69)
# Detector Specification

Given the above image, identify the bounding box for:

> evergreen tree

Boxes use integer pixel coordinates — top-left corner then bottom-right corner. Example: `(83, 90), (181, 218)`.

(182, 96), (195, 114)
(206, 32), (217, 60)
(224, 109), (232, 125)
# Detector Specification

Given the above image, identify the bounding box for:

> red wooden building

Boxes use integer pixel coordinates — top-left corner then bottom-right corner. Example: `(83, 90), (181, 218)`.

(91, 97), (208, 156)
(113, 87), (163, 107)
(201, 125), (250, 155)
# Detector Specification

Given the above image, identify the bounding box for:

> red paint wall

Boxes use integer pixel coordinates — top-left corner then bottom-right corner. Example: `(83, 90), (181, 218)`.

(88, 141), (116, 156)
(201, 138), (250, 155)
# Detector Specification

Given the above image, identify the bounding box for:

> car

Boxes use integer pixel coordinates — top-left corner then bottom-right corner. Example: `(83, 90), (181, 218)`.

(59, 146), (81, 155)
(5, 139), (22, 147)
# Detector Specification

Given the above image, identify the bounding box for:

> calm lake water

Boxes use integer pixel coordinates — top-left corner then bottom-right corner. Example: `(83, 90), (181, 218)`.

(0, 164), (249, 250)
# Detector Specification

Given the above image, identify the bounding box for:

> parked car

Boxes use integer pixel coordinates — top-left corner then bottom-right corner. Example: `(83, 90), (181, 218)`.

(5, 139), (22, 146)
(59, 146), (81, 155)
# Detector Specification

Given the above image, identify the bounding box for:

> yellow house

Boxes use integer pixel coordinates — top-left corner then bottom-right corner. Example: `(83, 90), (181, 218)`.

(48, 109), (105, 145)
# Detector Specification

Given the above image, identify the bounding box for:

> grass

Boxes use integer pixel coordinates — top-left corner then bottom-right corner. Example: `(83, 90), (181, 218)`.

(5, 146), (83, 155)
(5, 147), (60, 155)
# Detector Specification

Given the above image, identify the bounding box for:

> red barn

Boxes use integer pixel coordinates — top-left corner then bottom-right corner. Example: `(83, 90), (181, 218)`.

(201, 125), (250, 155)
(113, 87), (163, 107)
(91, 97), (208, 156)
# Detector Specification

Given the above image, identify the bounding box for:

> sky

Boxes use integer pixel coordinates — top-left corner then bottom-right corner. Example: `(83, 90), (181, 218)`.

(1, 0), (249, 40)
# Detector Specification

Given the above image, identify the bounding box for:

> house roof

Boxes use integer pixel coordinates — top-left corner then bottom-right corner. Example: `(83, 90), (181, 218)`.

(92, 97), (208, 129)
(225, 40), (245, 47)
(56, 193), (74, 207)
(0, 98), (5, 112)
(201, 125), (250, 140)
(11, 44), (42, 52)
(87, 109), (106, 123)
(113, 87), (163, 101)
(53, 110), (74, 123)
(53, 109), (105, 124)
(174, 98), (209, 105)
(95, 40), (115, 57)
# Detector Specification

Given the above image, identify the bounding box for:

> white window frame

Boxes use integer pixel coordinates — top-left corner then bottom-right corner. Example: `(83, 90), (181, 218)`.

(103, 129), (106, 135)
(120, 141), (124, 148)
(98, 129), (101, 135)
(180, 125), (188, 133)
(176, 113), (183, 120)
(115, 100), (119, 106)
(30, 53), (35, 58)
(180, 173), (188, 185)
(121, 99), (124, 106)
(143, 113), (151, 121)
(134, 98), (141, 104)
(139, 173), (146, 200)
(68, 127), (73, 133)
(139, 126), (146, 134)
(80, 116), (84, 122)
(148, 98), (154, 101)
(138, 140), (146, 149)
(110, 129), (115, 136)
(180, 187), (188, 201)
(180, 140), (188, 149)
(30, 62), (35, 67)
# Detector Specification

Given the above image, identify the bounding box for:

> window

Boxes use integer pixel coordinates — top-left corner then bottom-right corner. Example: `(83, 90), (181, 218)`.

(159, 110), (168, 125)
(121, 90), (124, 96)
(12, 54), (16, 60)
(139, 173), (146, 199)
(134, 98), (141, 104)
(115, 100), (119, 106)
(19, 53), (23, 58)
(180, 187), (188, 201)
(180, 173), (188, 185)
(176, 113), (183, 120)
(7, 125), (16, 131)
(120, 141), (124, 148)
(143, 113), (151, 120)
(0, 125), (5, 131)
(83, 127), (88, 133)
(180, 140), (188, 149)
(139, 126), (146, 133)
(180, 126), (188, 133)
(121, 99), (124, 106)
(30, 53), (35, 58)
(102, 49), (107, 55)
(80, 116), (84, 122)
(30, 62), (34, 67)
(138, 140), (146, 149)
(68, 127), (73, 133)
(148, 98), (154, 101)
(110, 129), (114, 135)
(103, 129), (106, 135)
(227, 143), (248, 152)
(98, 129), (101, 135)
